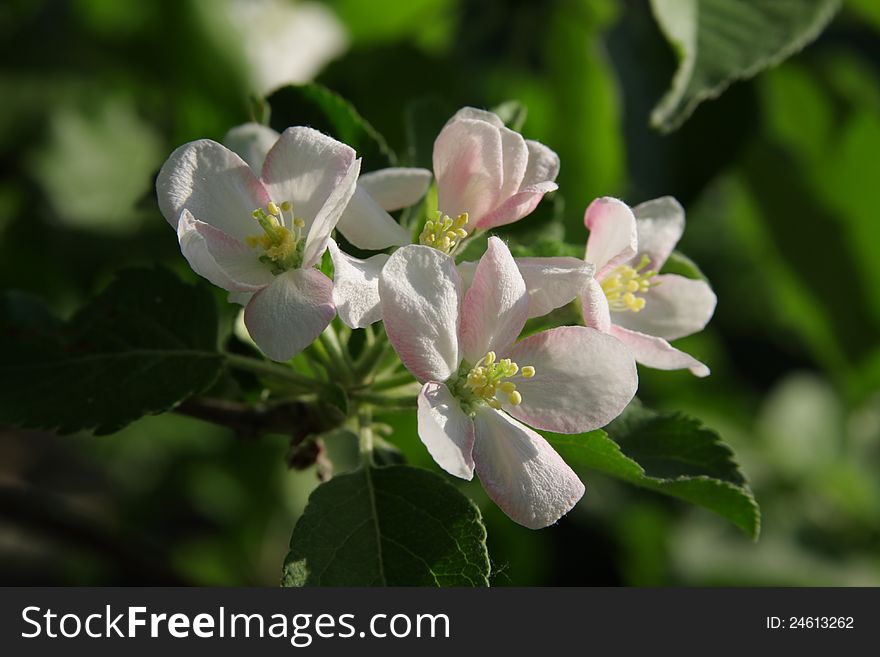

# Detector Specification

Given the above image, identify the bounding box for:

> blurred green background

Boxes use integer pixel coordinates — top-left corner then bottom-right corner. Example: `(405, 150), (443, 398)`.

(1, 0), (879, 585)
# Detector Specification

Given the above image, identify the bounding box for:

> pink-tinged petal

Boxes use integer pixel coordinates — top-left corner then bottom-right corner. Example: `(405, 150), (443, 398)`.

(522, 140), (560, 187)
(610, 326), (710, 377)
(632, 196), (685, 270)
(260, 126), (356, 229)
(156, 139), (271, 239)
(418, 382), (475, 480)
(177, 210), (273, 292)
(302, 157), (361, 268)
(444, 106), (505, 128)
(472, 407), (584, 529)
(514, 256), (594, 319)
(358, 167), (433, 211)
(328, 239), (387, 329)
(244, 268), (335, 362)
(584, 197), (638, 279)
(497, 126), (529, 205)
(580, 277), (612, 333)
(504, 326), (637, 433)
(612, 274), (717, 341)
(379, 245), (461, 382)
(433, 118), (503, 226)
(222, 123), (280, 174)
(335, 185), (411, 250)
(459, 237), (529, 364)
(456, 260), (477, 295)
(474, 181), (558, 230)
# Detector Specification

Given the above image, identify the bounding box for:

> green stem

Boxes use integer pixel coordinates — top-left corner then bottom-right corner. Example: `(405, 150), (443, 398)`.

(353, 391), (418, 408)
(371, 372), (416, 392)
(319, 329), (351, 384)
(358, 404), (374, 466)
(355, 333), (392, 379)
(225, 353), (317, 388)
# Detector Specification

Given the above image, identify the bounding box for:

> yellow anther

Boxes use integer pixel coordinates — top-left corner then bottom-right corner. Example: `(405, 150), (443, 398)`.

(245, 200), (303, 272)
(419, 211), (469, 254)
(461, 351), (535, 409)
(600, 254), (658, 313)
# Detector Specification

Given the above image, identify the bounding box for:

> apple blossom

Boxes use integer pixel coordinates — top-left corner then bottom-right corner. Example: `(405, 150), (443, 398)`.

(580, 196), (717, 377)
(156, 126), (360, 361)
(379, 236), (637, 528)
(224, 122), (432, 251)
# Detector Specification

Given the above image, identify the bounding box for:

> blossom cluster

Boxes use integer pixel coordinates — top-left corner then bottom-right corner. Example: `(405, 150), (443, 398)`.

(156, 107), (716, 529)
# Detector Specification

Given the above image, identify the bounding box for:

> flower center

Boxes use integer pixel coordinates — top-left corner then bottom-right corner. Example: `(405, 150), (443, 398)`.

(418, 211), (469, 254)
(451, 351), (535, 413)
(601, 254), (658, 313)
(246, 201), (306, 274)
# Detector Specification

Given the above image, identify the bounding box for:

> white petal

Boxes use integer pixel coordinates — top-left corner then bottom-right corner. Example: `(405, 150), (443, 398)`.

(522, 140), (560, 187)
(472, 407), (584, 529)
(260, 126), (356, 229)
(417, 382), (475, 480)
(433, 117), (503, 226)
(474, 181), (558, 231)
(156, 139), (271, 239)
(632, 196), (685, 270)
(583, 196), (638, 279)
(358, 167), (433, 211)
(335, 185), (411, 250)
(580, 276), (612, 333)
(222, 122), (280, 174)
(244, 267), (335, 361)
(177, 210), (273, 292)
(456, 260), (478, 295)
(302, 157), (361, 268)
(497, 126), (528, 205)
(504, 326), (637, 433)
(610, 326), (710, 377)
(612, 274), (717, 341)
(444, 106), (505, 129)
(379, 245), (461, 382)
(328, 239), (387, 329)
(459, 237), (529, 364)
(514, 256), (594, 319)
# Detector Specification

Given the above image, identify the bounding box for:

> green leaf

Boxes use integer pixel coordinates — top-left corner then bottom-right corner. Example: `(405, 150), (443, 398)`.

(660, 250), (708, 280)
(266, 83), (397, 169)
(544, 403), (760, 538)
(490, 100), (528, 132)
(650, 0), (841, 132)
(0, 268), (224, 435)
(282, 464), (490, 586)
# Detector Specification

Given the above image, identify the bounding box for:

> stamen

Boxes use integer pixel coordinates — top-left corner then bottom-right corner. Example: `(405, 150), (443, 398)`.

(419, 211), (469, 254)
(245, 200), (305, 274)
(600, 254), (658, 313)
(459, 351), (535, 410)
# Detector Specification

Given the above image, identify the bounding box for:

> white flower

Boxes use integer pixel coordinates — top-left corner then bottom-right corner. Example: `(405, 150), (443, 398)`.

(156, 127), (360, 361)
(379, 237), (637, 528)
(580, 197), (717, 376)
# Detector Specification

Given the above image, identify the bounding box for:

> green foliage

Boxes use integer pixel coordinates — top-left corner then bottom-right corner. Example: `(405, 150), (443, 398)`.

(545, 403), (760, 538)
(283, 464), (490, 586)
(266, 83), (397, 169)
(0, 268), (224, 435)
(490, 100), (528, 132)
(650, 0), (841, 131)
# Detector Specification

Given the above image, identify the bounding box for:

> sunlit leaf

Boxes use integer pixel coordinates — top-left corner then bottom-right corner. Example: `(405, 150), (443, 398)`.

(650, 0), (841, 132)
(283, 464), (490, 586)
